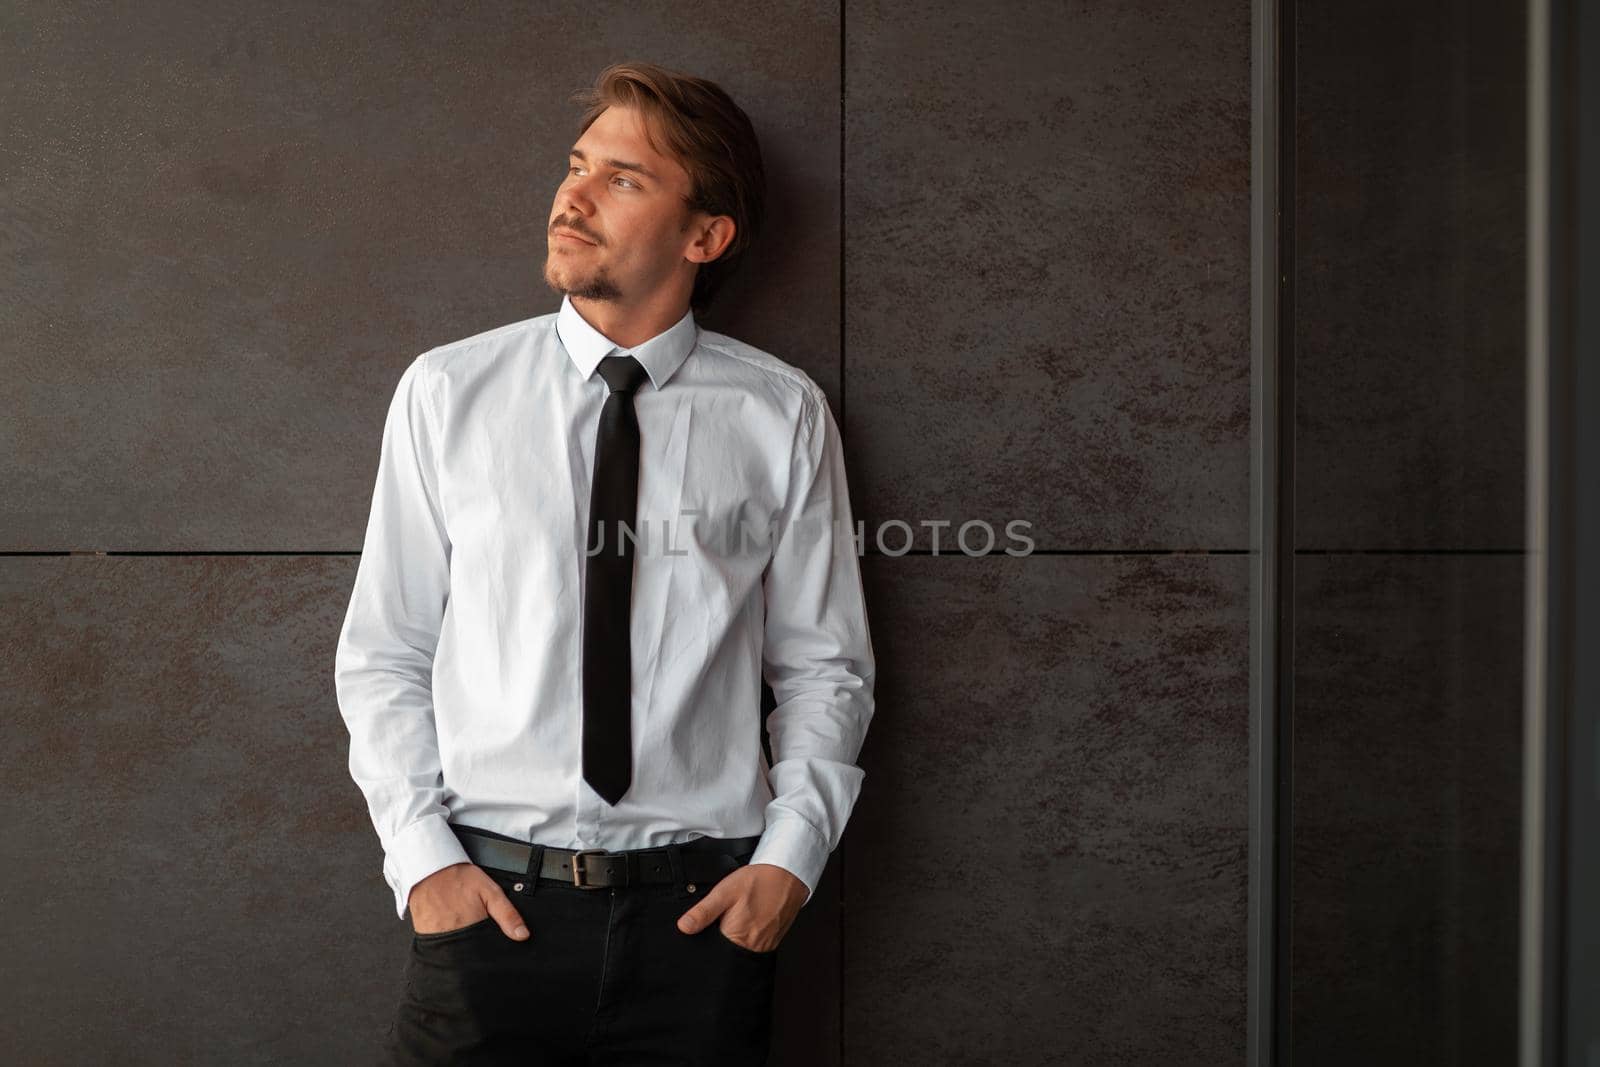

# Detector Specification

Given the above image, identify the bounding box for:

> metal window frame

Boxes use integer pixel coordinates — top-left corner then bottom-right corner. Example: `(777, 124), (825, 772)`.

(1248, 0), (1290, 1061)
(1522, 0), (1599, 1064)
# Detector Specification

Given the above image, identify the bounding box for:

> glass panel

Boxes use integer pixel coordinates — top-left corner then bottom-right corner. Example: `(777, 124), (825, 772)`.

(1288, 2), (1528, 1063)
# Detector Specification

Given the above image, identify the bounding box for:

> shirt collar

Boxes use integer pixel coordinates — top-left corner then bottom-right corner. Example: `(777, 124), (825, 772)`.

(555, 293), (698, 391)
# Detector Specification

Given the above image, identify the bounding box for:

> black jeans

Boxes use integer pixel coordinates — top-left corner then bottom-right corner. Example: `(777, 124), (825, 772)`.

(382, 842), (778, 1066)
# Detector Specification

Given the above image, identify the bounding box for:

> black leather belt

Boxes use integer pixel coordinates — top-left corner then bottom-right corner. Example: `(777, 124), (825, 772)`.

(450, 822), (762, 891)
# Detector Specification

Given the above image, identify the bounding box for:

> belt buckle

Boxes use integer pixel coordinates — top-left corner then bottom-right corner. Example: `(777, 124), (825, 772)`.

(570, 848), (610, 889)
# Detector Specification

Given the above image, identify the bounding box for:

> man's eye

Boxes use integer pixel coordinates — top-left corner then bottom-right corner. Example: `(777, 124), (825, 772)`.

(566, 166), (635, 190)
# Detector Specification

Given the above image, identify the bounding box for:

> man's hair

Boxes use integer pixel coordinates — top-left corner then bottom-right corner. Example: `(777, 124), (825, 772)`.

(570, 61), (766, 313)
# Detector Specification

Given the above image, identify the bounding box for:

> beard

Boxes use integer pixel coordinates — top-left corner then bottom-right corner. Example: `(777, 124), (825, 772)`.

(543, 253), (624, 301)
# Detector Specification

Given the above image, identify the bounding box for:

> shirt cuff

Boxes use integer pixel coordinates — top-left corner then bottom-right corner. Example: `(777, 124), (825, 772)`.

(384, 813), (471, 920)
(747, 814), (830, 908)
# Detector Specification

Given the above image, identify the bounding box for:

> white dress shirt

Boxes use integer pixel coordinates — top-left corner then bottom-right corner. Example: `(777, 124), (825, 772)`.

(334, 294), (876, 919)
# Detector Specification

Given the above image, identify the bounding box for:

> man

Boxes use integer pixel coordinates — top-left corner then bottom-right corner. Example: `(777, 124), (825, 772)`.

(334, 61), (876, 1065)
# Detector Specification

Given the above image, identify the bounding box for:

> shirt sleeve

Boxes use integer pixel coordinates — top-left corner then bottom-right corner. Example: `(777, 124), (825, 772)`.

(746, 382), (877, 907)
(333, 350), (470, 921)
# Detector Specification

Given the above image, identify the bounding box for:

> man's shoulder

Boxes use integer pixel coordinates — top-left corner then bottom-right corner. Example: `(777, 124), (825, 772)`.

(694, 328), (826, 410)
(402, 314), (558, 400)
(422, 313), (556, 364)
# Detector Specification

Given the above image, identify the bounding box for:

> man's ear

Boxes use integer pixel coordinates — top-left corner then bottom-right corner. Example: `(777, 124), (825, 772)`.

(685, 213), (736, 265)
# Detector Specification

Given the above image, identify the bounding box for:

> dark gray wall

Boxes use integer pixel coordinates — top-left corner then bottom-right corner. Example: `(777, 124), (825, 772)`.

(1, 1), (1253, 1064)
(844, 1), (1251, 1063)
(1289, 0), (1526, 1062)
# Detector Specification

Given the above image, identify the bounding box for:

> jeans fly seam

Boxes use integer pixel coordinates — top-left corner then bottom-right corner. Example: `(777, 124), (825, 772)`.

(587, 890), (617, 1045)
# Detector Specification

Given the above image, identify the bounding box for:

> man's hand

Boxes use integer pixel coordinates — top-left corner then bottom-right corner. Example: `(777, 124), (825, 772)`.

(675, 862), (807, 953)
(408, 862), (530, 941)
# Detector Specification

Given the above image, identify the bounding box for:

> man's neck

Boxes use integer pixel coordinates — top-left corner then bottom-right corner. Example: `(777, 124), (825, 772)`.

(572, 292), (690, 350)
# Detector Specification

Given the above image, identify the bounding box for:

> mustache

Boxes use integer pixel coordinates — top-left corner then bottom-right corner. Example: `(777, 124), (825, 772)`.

(551, 220), (600, 243)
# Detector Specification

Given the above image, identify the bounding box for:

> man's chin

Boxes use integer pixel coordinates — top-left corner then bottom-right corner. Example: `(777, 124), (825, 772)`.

(546, 271), (624, 302)
(542, 268), (582, 296)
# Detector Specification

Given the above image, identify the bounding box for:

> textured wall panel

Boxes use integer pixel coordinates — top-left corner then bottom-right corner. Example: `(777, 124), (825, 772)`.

(843, 553), (1250, 1065)
(0, 556), (392, 1064)
(844, 0), (1252, 552)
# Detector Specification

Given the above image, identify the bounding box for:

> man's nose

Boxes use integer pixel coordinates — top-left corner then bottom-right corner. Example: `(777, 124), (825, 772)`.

(558, 176), (603, 216)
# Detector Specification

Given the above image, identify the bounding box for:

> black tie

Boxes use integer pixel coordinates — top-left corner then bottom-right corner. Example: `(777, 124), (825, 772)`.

(582, 353), (649, 805)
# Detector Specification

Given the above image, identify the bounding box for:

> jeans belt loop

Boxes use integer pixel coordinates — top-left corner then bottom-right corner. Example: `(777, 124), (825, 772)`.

(663, 841), (688, 890)
(526, 843), (544, 896)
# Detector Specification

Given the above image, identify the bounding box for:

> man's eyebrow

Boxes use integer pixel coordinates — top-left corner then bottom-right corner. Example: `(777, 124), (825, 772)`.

(568, 147), (659, 182)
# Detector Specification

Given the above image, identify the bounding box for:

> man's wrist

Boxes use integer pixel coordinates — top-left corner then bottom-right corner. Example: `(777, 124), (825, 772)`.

(387, 814), (471, 920)
(747, 815), (828, 907)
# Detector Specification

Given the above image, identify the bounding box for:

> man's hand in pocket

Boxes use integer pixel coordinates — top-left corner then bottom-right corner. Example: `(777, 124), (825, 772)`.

(407, 862), (529, 940)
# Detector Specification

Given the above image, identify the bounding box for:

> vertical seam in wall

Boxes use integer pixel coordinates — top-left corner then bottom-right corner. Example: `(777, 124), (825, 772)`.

(1249, 0), (1286, 1062)
(1273, 1), (1296, 1061)
(838, 2), (847, 1065)
(1519, 3), (1550, 1061)
(840, 0), (848, 433)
